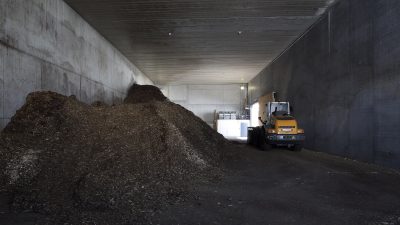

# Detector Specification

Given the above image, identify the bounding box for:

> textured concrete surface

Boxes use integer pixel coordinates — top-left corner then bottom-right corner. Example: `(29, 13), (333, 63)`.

(0, 0), (153, 128)
(160, 84), (246, 126)
(64, 0), (338, 84)
(154, 145), (400, 225)
(248, 0), (400, 169)
(2, 144), (400, 224)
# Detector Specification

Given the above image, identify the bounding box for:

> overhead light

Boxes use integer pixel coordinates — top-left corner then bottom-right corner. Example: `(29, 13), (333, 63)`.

(241, 86), (245, 90)
(168, 32), (173, 36)
(237, 31), (243, 35)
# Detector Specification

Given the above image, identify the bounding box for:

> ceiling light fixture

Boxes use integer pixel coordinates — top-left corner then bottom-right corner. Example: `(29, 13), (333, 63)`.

(168, 32), (173, 36)
(237, 31), (242, 35)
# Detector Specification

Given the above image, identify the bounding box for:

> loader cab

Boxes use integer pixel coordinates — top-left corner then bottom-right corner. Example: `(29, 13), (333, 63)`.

(267, 102), (291, 123)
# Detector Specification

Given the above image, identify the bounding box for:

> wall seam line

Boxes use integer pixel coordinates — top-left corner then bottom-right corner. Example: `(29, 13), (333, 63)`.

(0, 40), (126, 96)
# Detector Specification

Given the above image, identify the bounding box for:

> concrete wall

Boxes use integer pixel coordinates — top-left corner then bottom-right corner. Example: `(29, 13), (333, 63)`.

(160, 84), (245, 126)
(0, 0), (153, 128)
(248, 0), (400, 169)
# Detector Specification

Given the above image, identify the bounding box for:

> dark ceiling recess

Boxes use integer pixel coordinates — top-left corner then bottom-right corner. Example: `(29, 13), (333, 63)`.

(64, 0), (334, 85)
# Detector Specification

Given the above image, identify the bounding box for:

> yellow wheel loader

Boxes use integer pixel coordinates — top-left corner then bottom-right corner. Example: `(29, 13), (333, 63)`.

(248, 102), (305, 151)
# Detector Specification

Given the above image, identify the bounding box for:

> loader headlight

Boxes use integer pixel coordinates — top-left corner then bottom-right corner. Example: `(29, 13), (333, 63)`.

(267, 129), (276, 134)
(297, 129), (305, 134)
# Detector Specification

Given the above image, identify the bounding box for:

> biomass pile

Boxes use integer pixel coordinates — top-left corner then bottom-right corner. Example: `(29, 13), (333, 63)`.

(124, 84), (167, 104)
(0, 85), (228, 224)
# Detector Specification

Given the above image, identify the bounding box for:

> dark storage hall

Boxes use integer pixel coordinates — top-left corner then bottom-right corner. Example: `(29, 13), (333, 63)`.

(0, 1), (399, 224)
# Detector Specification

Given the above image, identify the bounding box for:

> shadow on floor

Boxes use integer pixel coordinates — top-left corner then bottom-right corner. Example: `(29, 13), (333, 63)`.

(1, 144), (400, 225)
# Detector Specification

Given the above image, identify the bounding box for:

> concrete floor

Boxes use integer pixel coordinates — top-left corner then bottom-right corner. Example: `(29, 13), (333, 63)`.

(153, 144), (400, 225)
(1, 144), (400, 225)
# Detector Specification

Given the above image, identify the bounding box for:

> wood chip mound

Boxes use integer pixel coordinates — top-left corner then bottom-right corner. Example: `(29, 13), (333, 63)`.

(124, 84), (167, 104)
(0, 85), (228, 224)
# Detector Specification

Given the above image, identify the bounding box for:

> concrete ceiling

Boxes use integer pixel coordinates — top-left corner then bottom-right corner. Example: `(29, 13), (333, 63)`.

(65, 0), (335, 85)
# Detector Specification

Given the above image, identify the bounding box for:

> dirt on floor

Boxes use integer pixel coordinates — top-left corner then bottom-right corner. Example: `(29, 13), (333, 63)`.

(0, 85), (231, 225)
(152, 145), (400, 225)
(1, 144), (400, 225)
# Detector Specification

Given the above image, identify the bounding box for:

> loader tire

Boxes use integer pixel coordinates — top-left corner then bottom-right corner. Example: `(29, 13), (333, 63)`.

(247, 129), (254, 145)
(253, 127), (260, 147)
(258, 127), (271, 151)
